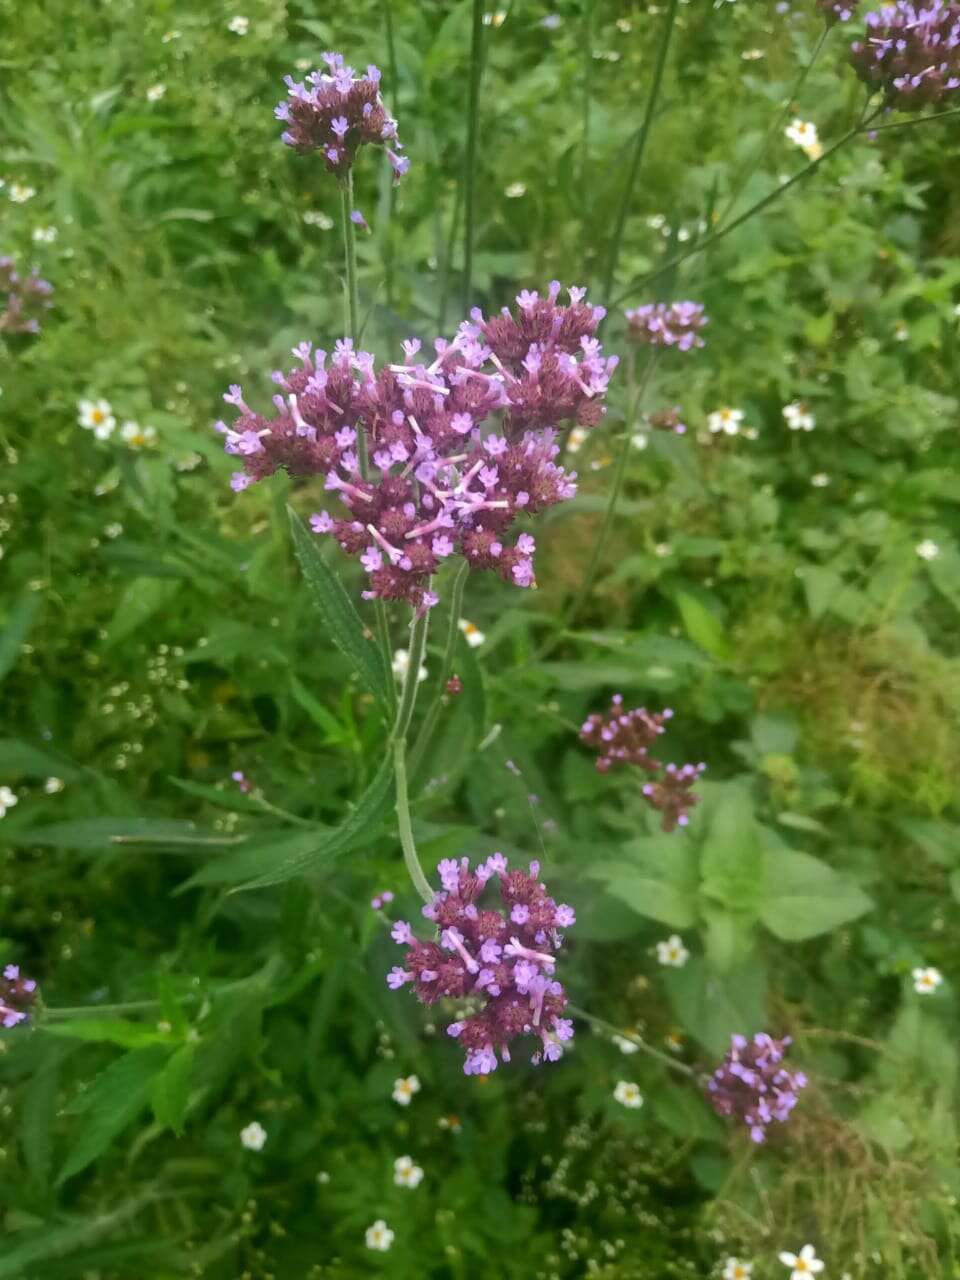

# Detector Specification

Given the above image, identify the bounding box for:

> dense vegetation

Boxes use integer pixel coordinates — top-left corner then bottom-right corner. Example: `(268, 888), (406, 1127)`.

(1, 0), (959, 1276)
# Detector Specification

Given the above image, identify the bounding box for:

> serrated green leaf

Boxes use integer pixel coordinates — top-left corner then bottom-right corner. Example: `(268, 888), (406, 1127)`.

(758, 847), (872, 941)
(591, 836), (700, 928)
(150, 1044), (195, 1135)
(673, 591), (731, 661)
(698, 786), (764, 917)
(665, 957), (767, 1056)
(43, 1019), (170, 1049)
(58, 1048), (168, 1185)
(288, 507), (390, 707)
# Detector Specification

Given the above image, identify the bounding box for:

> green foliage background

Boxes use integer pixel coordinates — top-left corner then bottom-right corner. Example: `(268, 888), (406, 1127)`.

(1, 0), (959, 1276)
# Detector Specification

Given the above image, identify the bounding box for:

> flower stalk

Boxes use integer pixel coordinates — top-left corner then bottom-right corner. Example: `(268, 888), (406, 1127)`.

(392, 606), (433, 903)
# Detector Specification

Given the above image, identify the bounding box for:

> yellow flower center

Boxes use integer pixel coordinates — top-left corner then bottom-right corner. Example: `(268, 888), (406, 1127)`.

(92, 409), (104, 423)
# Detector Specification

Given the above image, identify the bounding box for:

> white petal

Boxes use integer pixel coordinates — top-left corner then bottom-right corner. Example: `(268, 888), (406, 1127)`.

(779, 1255), (798, 1268)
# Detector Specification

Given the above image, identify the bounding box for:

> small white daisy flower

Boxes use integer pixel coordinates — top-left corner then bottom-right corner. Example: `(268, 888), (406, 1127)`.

(227, 15), (249, 34)
(44, 777), (64, 794)
(0, 785), (19, 817)
(785, 119), (822, 159)
(458, 619), (485, 648)
(78, 399), (117, 439)
(654, 542), (672, 558)
(303, 210), (335, 229)
(631, 432), (649, 450)
(9, 183), (36, 204)
(104, 522), (124, 539)
(915, 539), (939, 561)
(392, 1075), (421, 1106)
(724, 1260), (754, 1280)
(894, 320), (909, 342)
(146, 83), (166, 102)
(239, 1121), (267, 1151)
(707, 407), (744, 436)
(365, 1219), (395, 1251)
(613, 1080), (644, 1109)
(31, 226), (58, 244)
(912, 966), (943, 995)
(779, 1244), (825, 1279)
(566, 426), (589, 453)
(783, 400), (815, 431)
(611, 1032), (640, 1055)
(656, 934), (690, 967)
(161, 29), (182, 42)
(811, 473), (830, 488)
(120, 421), (157, 448)
(505, 182), (526, 198)
(393, 1155), (424, 1188)
(392, 650), (427, 684)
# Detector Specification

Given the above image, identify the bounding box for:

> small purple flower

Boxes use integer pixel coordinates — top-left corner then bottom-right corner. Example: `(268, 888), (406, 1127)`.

(707, 1032), (807, 1142)
(350, 208), (370, 233)
(1, 963), (38, 1028)
(817, 0), (859, 21)
(850, 1), (960, 111)
(1, 257), (54, 336)
(624, 301), (708, 351)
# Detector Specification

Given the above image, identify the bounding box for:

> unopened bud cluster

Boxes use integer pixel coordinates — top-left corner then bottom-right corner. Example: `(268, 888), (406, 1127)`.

(1, 964), (37, 1028)
(0, 257), (53, 335)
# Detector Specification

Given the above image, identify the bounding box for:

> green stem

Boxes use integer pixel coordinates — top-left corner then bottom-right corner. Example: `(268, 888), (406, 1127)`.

(408, 559), (469, 775)
(340, 172), (395, 710)
(866, 106), (960, 132)
(461, 0), (484, 313)
(391, 608), (433, 903)
(564, 351), (659, 627)
(717, 24), (830, 227)
(580, 0), (594, 273)
(566, 1003), (700, 1080)
(600, 0), (679, 303)
(381, 0), (399, 308)
(612, 107), (884, 306)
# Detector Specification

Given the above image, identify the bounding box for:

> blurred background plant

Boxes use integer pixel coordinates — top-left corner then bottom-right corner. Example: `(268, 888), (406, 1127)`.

(1, 0), (958, 1276)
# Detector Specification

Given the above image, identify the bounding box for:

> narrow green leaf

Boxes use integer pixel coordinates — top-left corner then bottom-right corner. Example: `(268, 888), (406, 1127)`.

(0, 593), (41, 684)
(288, 507), (390, 707)
(0, 1195), (155, 1278)
(168, 776), (266, 815)
(4, 817), (241, 851)
(57, 1048), (168, 1185)
(150, 1044), (195, 1136)
(0, 739), (85, 781)
(674, 591), (731, 661)
(43, 1019), (170, 1049)
(103, 577), (181, 646)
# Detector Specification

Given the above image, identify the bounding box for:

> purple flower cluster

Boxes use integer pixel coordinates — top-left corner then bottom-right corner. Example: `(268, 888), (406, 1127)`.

(580, 695), (706, 831)
(217, 283), (616, 609)
(0, 257), (53, 335)
(707, 1033), (808, 1143)
(851, 1), (960, 109)
(387, 854), (576, 1075)
(624, 301), (707, 351)
(818, 0), (860, 23)
(276, 52), (408, 183)
(1, 964), (37, 1028)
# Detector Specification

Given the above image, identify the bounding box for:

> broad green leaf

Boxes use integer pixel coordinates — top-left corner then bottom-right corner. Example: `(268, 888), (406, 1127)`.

(702, 906), (755, 974)
(758, 848), (872, 941)
(673, 591), (731, 661)
(58, 1048), (168, 1185)
(150, 1044), (195, 1135)
(591, 836), (700, 928)
(665, 957), (768, 1056)
(0, 593), (41, 684)
(698, 785), (764, 917)
(288, 507), (390, 707)
(102, 577), (181, 646)
(653, 1085), (726, 1141)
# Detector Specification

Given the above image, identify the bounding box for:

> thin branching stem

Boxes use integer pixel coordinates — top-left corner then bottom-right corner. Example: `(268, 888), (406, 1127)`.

(611, 104), (886, 305)
(600, 0), (680, 304)
(408, 559), (469, 775)
(564, 350), (659, 627)
(381, 0), (400, 307)
(461, 0), (485, 313)
(392, 608), (433, 904)
(580, 0), (594, 273)
(718, 24), (831, 227)
(567, 1003), (701, 1080)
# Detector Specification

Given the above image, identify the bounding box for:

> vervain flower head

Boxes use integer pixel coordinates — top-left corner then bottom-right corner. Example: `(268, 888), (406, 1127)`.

(0, 256), (53, 335)
(276, 53), (408, 183)
(1, 964), (38, 1028)
(624, 301), (708, 351)
(647, 405), (687, 435)
(579, 696), (705, 831)
(707, 1032), (808, 1143)
(387, 854), (576, 1075)
(850, 2), (960, 110)
(818, 0), (859, 21)
(217, 285), (615, 609)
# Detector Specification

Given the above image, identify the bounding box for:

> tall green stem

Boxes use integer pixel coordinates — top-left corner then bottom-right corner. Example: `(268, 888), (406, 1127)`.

(381, 0), (399, 307)
(612, 107), (883, 306)
(567, 1003), (700, 1080)
(565, 351), (659, 627)
(580, 0), (594, 273)
(392, 608), (433, 903)
(408, 559), (468, 775)
(600, 0), (679, 304)
(461, 0), (484, 313)
(340, 172), (395, 709)
(717, 25), (830, 228)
